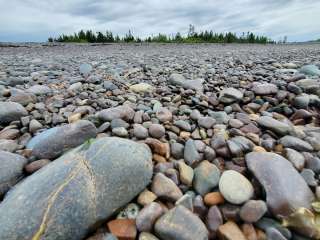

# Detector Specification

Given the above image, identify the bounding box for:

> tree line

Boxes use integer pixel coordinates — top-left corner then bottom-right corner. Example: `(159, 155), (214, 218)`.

(48, 25), (274, 44)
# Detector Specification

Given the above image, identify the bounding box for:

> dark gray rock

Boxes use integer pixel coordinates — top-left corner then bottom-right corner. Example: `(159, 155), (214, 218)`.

(255, 217), (292, 239)
(266, 228), (287, 240)
(26, 120), (97, 159)
(246, 152), (314, 217)
(0, 150), (27, 196)
(154, 206), (208, 240)
(0, 102), (28, 125)
(0, 137), (153, 240)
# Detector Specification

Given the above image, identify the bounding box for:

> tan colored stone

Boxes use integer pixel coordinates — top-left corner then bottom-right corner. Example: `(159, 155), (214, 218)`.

(218, 221), (247, 240)
(178, 162), (194, 186)
(253, 146), (266, 152)
(68, 112), (82, 123)
(144, 138), (167, 156)
(137, 189), (157, 206)
(153, 154), (167, 163)
(241, 223), (258, 240)
(204, 192), (225, 206)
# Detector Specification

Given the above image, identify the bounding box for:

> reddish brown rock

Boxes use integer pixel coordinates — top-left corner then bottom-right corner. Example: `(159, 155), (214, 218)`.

(108, 219), (137, 240)
(24, 159), (51, 174)
(204, 192), (225, 206)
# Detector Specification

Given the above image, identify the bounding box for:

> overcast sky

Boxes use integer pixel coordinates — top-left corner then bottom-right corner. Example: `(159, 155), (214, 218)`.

(0, 0), (319, 42)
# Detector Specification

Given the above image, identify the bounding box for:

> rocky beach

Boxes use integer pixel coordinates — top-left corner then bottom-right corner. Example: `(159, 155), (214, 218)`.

(0, 43), (320, 240)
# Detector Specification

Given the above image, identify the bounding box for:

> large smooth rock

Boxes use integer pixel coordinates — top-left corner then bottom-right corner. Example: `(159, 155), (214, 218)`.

(257, 116), (291, 136)
(246, 152), (314, 217)
(0, 150), (27, 196)
(0, 102), (28, 124)
(0, 137), (153, 240)
(154, 206), (208, 240)
(26, 120), (97, 159)
(97, 105), (135, 122)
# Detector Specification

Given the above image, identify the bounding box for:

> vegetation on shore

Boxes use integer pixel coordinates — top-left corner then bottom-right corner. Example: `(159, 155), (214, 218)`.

(48, 25), (273, 44)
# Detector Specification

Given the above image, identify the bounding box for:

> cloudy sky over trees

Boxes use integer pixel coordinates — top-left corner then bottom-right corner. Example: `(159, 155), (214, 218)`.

(0, 0), (319, 42)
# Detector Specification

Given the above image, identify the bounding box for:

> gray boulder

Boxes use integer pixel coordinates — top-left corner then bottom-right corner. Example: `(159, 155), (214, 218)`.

(26, 120), (97, 159)
(0, 137), (153, 240)
(0, 101), (28, 124)
(246, 152), (314, 217)
(0, 150), (27, 196)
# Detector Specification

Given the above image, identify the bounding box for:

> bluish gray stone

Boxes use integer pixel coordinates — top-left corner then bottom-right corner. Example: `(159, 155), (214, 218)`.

(193, 160), (220, 196)
(27, 120), (97, 159)
(184, 139), (201, 166)
(79, 63), (93, 76)
(299, 65), (320, 76)
(0, 137), (153, 240)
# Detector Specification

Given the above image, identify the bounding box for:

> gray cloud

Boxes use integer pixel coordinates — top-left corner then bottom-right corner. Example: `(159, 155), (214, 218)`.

(0, 0), (319, 42)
